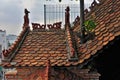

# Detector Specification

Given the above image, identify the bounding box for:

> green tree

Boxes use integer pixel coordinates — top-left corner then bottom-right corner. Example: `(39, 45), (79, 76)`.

(84, 20), (97, 32)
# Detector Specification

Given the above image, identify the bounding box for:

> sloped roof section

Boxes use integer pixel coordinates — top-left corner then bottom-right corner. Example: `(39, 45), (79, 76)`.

(73, 0), (120, 63)
(12, 30), (69, 67)
(1, 0), (120, 67)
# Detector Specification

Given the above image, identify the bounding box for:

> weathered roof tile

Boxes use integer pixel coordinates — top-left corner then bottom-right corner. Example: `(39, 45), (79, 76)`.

(1, 0), (120, 67)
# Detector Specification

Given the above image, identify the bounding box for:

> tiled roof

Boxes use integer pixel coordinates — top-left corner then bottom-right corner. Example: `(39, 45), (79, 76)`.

(73, 0), (120, 63)
(12, 30), (69, 67)
(1, 0), (120, 67)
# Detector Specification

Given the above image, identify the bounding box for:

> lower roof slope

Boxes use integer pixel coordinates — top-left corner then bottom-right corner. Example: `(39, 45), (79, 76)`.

(73, 0), (120, 63)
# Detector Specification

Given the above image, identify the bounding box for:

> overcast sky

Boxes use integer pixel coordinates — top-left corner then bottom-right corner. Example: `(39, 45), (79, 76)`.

(0, 0), (94, 35)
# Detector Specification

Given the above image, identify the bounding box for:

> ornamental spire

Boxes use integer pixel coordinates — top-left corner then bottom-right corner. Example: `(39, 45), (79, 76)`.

(23, 8), (30, 29)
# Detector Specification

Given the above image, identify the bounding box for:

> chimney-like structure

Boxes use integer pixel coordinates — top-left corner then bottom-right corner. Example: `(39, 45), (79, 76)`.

(80, 0), (86, 43)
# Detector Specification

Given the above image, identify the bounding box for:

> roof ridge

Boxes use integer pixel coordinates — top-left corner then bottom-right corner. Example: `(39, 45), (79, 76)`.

(32, 28), (65, 32)
(2, 27), (30, 62)
(2, 8), (31, 62)
(65, 6), (78, 61)
(32, 22), (62, 31)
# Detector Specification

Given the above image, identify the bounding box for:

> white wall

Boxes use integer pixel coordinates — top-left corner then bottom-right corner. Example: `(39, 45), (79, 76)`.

(0, 30), (8, 80)
(0, 30), (8, 51)
(0, 30), (8, 62)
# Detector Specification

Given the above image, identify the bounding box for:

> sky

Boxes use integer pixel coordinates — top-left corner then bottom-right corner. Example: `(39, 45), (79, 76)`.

(0, 0), (95, 35)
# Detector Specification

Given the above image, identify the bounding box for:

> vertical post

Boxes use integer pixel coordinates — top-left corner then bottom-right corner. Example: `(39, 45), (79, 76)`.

(44, 5), (46, 26)
(80, 0), (85, 43)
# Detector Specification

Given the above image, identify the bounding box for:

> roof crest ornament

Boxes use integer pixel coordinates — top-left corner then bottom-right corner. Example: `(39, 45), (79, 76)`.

(89, 0), (99, 11)
(23, 8), (30, 29)
(32, 22), (62, 30)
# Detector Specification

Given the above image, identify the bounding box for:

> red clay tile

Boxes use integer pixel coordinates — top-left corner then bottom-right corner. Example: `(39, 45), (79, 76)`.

(1, 0), (120, 68)
(31, 62), (38, 65)
(84, 54), (91, 60)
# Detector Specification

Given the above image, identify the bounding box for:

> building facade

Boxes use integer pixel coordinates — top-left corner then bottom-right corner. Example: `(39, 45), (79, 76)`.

(0, 30), (8, 60)
(7, 34), (17, 47)
(0, 30), (8, 80)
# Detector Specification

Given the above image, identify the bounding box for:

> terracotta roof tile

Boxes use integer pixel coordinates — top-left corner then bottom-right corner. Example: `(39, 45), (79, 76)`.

(72, 0), (120, 65)
(1, 30), (71, 67)
(79, 54), (86, 59)
(84, 53), (91, 60)
(1, 0), (120, 67)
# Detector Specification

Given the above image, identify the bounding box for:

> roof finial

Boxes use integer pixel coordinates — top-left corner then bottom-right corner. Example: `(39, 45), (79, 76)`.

(65, 6), (70, 27)
(23, 8), (30, 29)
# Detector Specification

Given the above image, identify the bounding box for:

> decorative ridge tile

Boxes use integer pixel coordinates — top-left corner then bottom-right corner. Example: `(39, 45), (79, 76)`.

(32, 22), (62, 31)
(2, 9), (31, 62)
(65, 6), (78, 61)
(2, 26), (30, 61)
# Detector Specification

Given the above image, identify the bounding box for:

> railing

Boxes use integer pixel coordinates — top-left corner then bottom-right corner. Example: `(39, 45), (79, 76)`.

(44, 4), (80, 27)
